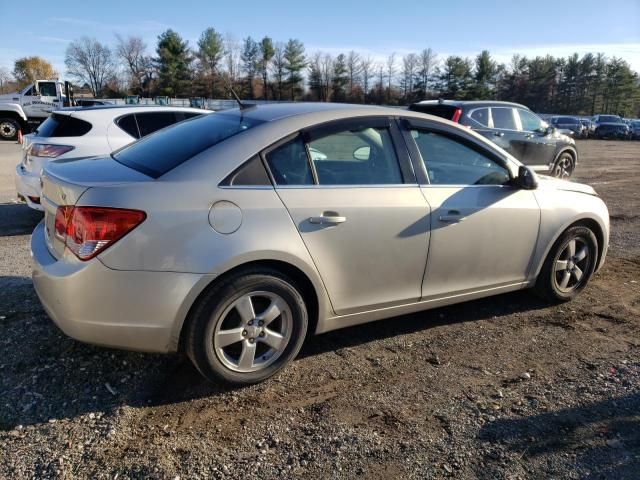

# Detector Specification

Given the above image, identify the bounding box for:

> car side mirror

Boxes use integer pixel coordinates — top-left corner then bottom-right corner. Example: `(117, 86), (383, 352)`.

(516, 165), (538, 190)
(353, 146), (370, 161)
(546, 125), (556, 136)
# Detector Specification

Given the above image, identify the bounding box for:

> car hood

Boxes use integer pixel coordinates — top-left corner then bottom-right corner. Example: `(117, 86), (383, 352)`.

(537, 175), (597, 196)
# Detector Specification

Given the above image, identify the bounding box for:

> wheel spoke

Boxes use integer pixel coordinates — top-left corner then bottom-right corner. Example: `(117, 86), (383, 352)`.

(262, 329), (286, 351)
(234, 295), (255, 323)
(572, 266), (584, 282)
(566, 240), (576, 257)
(555, 260), (568, 271)
(559, 271), (571, 289)
(258, 299), (284, 326)
(216, 327), (245, 348)
(238, 341), (256, 369)
(574, 246), (588, 262)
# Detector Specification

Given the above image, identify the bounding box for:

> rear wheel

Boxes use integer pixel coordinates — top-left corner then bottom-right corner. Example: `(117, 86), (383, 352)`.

(0, 117), (20, 141)
(186, 268), (308, 385)
(534, 226), (598, 302)
(551, 152), (575, 179)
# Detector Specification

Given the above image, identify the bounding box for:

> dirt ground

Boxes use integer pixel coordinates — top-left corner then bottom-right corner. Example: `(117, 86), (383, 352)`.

(0, 140), (638, 479)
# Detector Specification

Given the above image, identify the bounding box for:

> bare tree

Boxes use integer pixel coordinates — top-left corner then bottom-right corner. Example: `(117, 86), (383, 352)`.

(65, 37), (115, 96)
(224, 33), (241, 87)
(0, 66), (13, 93)
(346, 50), (362, 99)
(419, 48), (438, 95)
(402, 53), (418, 99)
(115, 34), (150, 95)
(360, 56), (374, 103)
(386, 53), (396, 103)
(271, 42), (286, 100)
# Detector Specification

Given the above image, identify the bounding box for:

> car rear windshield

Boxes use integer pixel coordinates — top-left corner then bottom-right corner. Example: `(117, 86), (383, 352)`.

(112, 112), (265, 178)
(36, 113), (92, 137)
(408, 103), (459, 120)
(557, 117), (579, 124)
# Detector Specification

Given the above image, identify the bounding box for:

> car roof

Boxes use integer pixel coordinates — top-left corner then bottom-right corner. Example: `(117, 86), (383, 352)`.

(415, 99), (528, 110)
(218, 102), (408, 123)
(51, 105), (213, 117)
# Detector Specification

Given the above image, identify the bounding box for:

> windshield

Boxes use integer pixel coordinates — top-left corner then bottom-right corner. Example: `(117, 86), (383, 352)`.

(557, 117), (578, 124)
(113, 112), (264, 178)
(600, 115), (622, 123)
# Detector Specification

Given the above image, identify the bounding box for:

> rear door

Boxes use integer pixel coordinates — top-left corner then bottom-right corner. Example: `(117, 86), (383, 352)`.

(266, 117), (431, 315)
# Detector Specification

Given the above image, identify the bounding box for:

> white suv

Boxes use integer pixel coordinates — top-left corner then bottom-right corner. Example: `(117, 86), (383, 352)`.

(15, 105), (211, 210)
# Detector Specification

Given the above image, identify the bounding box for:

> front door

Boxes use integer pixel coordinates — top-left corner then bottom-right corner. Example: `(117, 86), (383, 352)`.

(403, 125), (540, 298)
(264, 118), (431, 315)
(516, 108), (557, 167)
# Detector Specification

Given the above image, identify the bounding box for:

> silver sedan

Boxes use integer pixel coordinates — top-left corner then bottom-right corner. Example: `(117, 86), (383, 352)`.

(31, 103), (609, 384)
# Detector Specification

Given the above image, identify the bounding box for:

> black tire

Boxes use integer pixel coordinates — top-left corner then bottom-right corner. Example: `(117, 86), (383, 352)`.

(0, 117), (20, 141)
(534, 226), (598, 302)
(185, 268), (308, 385)
(551, 151), (575, 179)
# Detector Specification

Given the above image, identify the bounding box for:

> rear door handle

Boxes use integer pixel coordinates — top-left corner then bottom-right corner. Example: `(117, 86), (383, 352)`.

(438, 210), (465, 223)
(309, 213), (346, 225)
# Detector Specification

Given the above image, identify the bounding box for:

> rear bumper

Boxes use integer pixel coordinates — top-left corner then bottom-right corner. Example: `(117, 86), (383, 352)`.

(15, 164), (43, 210)
(31, 221), (214, 353)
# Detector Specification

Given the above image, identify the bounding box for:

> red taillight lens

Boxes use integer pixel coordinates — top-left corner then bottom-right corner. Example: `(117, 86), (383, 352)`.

(451, 108), (462, 123)
(54, 206), (146, 260)
(29, 143), (75, 158)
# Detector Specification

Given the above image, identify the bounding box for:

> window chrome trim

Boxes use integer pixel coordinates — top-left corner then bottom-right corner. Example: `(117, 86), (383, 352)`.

(418, 184), (515, 189)
(274, 183), (417, 190)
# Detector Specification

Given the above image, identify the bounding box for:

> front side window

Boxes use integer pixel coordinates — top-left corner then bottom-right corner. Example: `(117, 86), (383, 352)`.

(38, 82), (58, 97)
(411, 130), (510, 186)
(309, 126), (402, 185)
(518, 109), (544, 132)
(491, 107), (517, 130)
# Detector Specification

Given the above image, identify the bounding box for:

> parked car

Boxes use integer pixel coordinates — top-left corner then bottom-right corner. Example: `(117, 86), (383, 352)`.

(32, 103), (609, 385)
(591, 114), (630, 139)
(409, 100), (578, 179)
(550, 116), (587, 138)
(74, 99), (114, 107)
(579, 118), (593, 137)
(630, 120), (640, 140)
(15, 105), (211, 210)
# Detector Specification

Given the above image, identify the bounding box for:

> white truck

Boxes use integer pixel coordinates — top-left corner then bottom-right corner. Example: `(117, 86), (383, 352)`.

(0, 80), (75, 141)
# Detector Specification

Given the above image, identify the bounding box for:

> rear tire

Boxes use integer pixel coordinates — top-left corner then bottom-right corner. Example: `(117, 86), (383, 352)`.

(186, 268), (308, 385)
(534, 226), (598, 302)
(0, 117), (20, 141)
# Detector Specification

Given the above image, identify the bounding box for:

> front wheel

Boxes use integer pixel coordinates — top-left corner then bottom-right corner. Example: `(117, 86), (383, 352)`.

(186, 269), (308, 385)
(534, 226), (598, 302)
(0, 118), (20, 141)
(551, 152), (575, 179)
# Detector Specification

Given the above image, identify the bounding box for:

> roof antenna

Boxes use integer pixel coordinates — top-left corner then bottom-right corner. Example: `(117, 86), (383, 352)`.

(228, 85), (254, 110)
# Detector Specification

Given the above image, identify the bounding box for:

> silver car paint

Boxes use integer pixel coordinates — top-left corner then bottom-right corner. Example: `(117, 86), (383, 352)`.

(33, 103), (609, 353)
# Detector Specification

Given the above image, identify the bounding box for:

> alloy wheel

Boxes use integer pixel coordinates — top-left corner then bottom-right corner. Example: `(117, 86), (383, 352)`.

(553, 237), (591, 293)
(212, 291), (293, 373)
(553, 155), (574, 179)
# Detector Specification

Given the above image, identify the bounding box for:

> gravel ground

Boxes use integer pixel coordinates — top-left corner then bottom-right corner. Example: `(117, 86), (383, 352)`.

(0, 140), (639, 479)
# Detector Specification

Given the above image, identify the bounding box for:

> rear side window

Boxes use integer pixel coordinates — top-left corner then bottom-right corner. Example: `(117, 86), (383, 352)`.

(36, 113), (92, 137)
(491, 107), (517, 130)
(136, 112), (179, 137)
(113, 112), (264, 178)
(469, 108), (490, 127)
(265, 136), (314, 185)
(116, 114), (140, 138)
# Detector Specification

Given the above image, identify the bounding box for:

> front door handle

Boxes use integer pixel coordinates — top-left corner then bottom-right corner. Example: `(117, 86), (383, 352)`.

(309, 212), (346, 225)
(494, 131), (504, 137)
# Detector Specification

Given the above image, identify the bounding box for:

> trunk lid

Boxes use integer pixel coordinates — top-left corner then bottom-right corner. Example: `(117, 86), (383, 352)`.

(41, 156), (151, 258)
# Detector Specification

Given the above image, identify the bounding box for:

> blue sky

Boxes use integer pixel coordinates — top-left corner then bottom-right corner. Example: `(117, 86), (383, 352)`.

(1, 0), (639, 76)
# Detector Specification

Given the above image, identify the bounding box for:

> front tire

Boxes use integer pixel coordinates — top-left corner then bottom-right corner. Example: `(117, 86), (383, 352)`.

(534, 226), (598, 302)
(186, 268), (308, 385)
(0, 117), (20, 141)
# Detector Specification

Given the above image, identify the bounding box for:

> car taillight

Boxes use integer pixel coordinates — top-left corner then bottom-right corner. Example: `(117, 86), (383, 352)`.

(54, 206), (146, 260)
(451, 108), (462, 123)
(29, 143), (75, 158)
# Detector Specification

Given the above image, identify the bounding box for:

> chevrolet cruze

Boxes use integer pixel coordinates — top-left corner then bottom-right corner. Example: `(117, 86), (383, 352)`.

(31, 103), (609, 384)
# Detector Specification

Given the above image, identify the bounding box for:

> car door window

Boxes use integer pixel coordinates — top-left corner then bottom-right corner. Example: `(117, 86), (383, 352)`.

(518, 109), (544, 132)
(468, 108), (490, 127)
(39, 82), (58, 97)
(491, 107), (517, 130)
(135, 112), (179, 137)
(411, 129), (510, 186)
(264, 136), (314, 185)
(308, 126), (402, 185)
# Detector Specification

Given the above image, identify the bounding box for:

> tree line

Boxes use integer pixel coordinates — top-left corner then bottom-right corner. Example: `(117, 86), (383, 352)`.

(3, 27), (639, 117)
